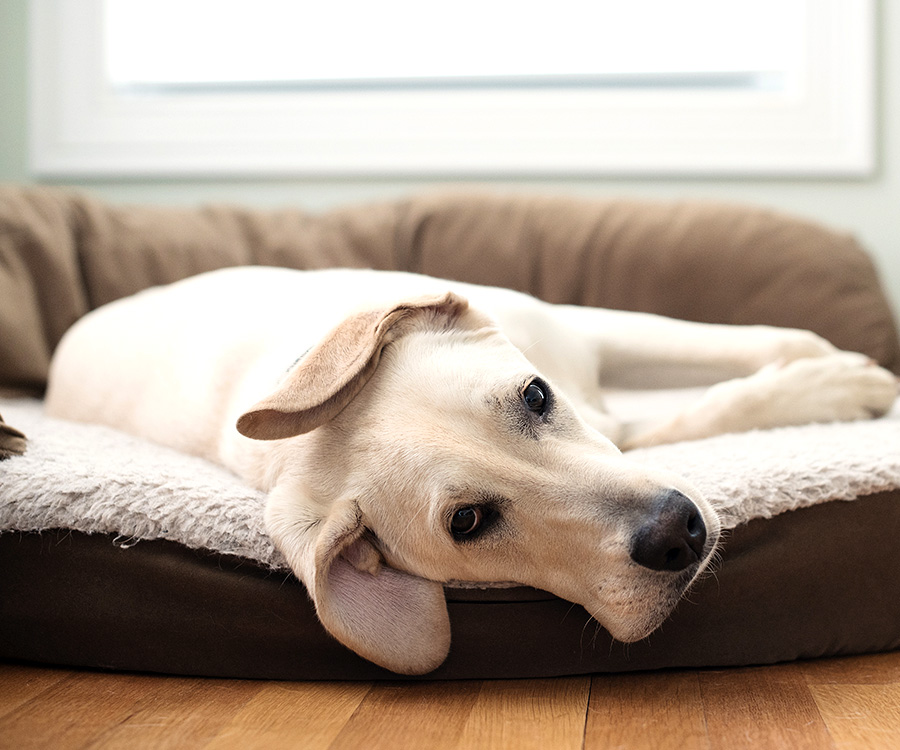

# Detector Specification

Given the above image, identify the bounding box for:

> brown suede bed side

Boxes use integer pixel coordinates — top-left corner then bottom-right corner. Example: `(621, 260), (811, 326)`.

(2, 490), (899, 680)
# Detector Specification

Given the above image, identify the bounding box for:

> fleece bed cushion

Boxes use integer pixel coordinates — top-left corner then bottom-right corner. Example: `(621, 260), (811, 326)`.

(2, 397), (899, 680)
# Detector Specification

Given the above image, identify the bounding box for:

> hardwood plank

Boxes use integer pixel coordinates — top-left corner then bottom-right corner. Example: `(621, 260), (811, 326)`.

(0, 663), (74, 720)
(457, 677), (591, 750)
(700, 663), (834, 750)
(810, 683), (900, 749)
(5, 654), (900, 749)
(0, 670), (166, 749)
(329, 681), (482, 750)
(801, 651), (900, 686)
(87, 677), (259, 749)
(585, 671), (709, 750)
(205, 681), (371, 750)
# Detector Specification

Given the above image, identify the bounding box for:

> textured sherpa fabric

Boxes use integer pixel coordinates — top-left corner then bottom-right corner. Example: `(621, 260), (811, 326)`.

(609, 389), (900, 528)
(628, 413), (900, 528)
(0, 399), (277, 566)
(1, 397), (899, 568)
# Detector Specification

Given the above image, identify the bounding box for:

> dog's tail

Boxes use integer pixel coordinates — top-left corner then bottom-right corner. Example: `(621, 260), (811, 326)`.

(0, 413), (26, 459)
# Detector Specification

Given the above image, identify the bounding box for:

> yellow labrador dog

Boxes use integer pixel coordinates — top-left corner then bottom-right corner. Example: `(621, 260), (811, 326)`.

(46, 266), (897, 674)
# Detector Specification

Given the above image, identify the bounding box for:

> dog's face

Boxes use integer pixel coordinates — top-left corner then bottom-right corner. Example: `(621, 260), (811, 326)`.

(238, 293), (720, 675)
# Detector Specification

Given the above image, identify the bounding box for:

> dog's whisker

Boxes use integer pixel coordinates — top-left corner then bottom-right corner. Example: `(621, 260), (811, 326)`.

(519, 336), (549, 357)
(578, 610), (599, 653)
(390, 500), (430, 548)
(560, 601), (581, 624)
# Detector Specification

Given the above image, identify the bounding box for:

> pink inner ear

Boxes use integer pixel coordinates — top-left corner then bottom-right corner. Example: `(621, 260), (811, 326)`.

(317, 556), (451, 675)
(341, 536), (382, 575)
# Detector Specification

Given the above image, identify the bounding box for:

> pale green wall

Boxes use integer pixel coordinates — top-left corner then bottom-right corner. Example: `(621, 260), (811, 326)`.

(2, 0), (898, 315)
(0, 0), (28, 183)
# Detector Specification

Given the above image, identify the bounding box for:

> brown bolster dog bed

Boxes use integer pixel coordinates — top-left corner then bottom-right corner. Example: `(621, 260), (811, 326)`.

(1, 186), (899, 679)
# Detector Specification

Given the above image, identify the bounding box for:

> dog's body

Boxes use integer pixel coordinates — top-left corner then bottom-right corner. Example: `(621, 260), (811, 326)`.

(46, 266), (897, 673)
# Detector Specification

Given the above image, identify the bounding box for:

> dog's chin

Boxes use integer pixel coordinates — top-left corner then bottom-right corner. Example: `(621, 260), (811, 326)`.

(595, 567), (703, 643)
(602, 608), (675, 643)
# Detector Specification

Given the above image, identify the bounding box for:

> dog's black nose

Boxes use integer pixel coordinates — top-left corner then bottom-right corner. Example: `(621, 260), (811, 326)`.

(629, 489), (707, 572)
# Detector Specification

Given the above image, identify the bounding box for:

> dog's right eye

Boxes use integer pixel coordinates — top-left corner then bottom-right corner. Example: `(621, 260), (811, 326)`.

(449, 507), (483, 537)
(521, 378), (549, 416)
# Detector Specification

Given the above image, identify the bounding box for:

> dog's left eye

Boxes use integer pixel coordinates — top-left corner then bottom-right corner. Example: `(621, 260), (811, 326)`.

(449, 507), (483, 537)
(522, 380), (547, 414)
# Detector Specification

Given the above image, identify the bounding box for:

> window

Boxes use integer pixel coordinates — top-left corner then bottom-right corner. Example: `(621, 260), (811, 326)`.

(30, 0), (874, 176)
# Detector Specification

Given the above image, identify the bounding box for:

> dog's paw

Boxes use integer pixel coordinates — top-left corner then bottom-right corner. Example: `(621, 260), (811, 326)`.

(769, 352), (898, 422)
(749, 326), (838, 369)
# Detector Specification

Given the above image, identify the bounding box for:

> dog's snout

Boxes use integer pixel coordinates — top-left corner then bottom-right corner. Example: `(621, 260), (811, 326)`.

(629, 489), (707, 572)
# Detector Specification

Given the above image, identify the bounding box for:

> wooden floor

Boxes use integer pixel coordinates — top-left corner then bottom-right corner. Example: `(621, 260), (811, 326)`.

(2, 651), (899, 749)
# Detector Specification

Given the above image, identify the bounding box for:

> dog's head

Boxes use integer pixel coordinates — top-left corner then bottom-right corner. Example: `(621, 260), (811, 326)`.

(237, 292), (720, 675)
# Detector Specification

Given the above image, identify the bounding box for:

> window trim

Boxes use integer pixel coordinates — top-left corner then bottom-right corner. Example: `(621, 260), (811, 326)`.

(29, 0), (875, 178)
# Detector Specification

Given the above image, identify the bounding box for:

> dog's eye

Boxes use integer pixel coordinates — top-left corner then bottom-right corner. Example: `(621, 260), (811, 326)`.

(449, 507), (483, 536)
(522, 380), (547, 414)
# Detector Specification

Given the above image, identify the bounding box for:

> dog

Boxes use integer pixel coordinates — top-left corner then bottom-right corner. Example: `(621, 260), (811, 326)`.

(45, 266), (898, 674)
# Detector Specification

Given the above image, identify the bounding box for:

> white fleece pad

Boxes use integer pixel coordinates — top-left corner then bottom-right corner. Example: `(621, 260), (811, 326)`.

(1, 397), (899, 568)
(0, 399), (277, 565)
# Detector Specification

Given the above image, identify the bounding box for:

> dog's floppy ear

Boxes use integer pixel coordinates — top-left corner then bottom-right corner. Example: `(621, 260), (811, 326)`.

(266, 483), (451, 675)
(237, 291), (469, 440)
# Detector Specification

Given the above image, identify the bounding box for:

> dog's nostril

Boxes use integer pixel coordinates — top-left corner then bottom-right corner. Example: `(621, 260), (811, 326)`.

(687, 510), (702, 535)
(664, 548), (682, 566)
(629, 490), (708, 572)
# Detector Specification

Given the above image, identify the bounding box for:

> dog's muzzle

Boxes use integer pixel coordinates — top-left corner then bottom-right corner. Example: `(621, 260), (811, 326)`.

(629, 489), (707, 572)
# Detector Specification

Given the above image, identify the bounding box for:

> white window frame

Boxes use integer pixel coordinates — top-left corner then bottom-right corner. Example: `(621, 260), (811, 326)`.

(29, 0), (875, 178)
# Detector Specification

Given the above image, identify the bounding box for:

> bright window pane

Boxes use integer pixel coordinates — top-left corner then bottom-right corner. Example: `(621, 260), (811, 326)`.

(105, 0), (805, 89)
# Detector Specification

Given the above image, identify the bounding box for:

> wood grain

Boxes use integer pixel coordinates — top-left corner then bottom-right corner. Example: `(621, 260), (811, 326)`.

(89, 678), (259, 749)
(457, 677), (591, 750)
(0, 664), (72, 721)
(810, 683), (900, 749)
(0, 670), (175, 749)
(801, 651), (900, 685)
(586, 671), (709, 750)
(329, 680), (481, 750)
(207, 681), (371, 750)
(699, 663), (834, 750)
(2, 651), (899, 749)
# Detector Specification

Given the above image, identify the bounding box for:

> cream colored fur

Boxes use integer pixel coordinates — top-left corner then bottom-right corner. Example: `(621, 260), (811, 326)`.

(46, 267), (897, 674)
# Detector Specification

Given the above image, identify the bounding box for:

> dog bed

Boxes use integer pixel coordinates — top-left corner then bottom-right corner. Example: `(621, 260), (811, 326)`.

(1, 186), (899, 679)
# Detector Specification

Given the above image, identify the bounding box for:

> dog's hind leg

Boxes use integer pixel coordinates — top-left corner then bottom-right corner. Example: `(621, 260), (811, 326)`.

(553, 306), (840, 389)
(620, 352), (898, 449)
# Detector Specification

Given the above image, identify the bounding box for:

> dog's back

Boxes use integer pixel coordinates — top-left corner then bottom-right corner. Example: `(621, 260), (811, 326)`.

(45, 266), (536, 461)
(47, 267), (334, 460)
